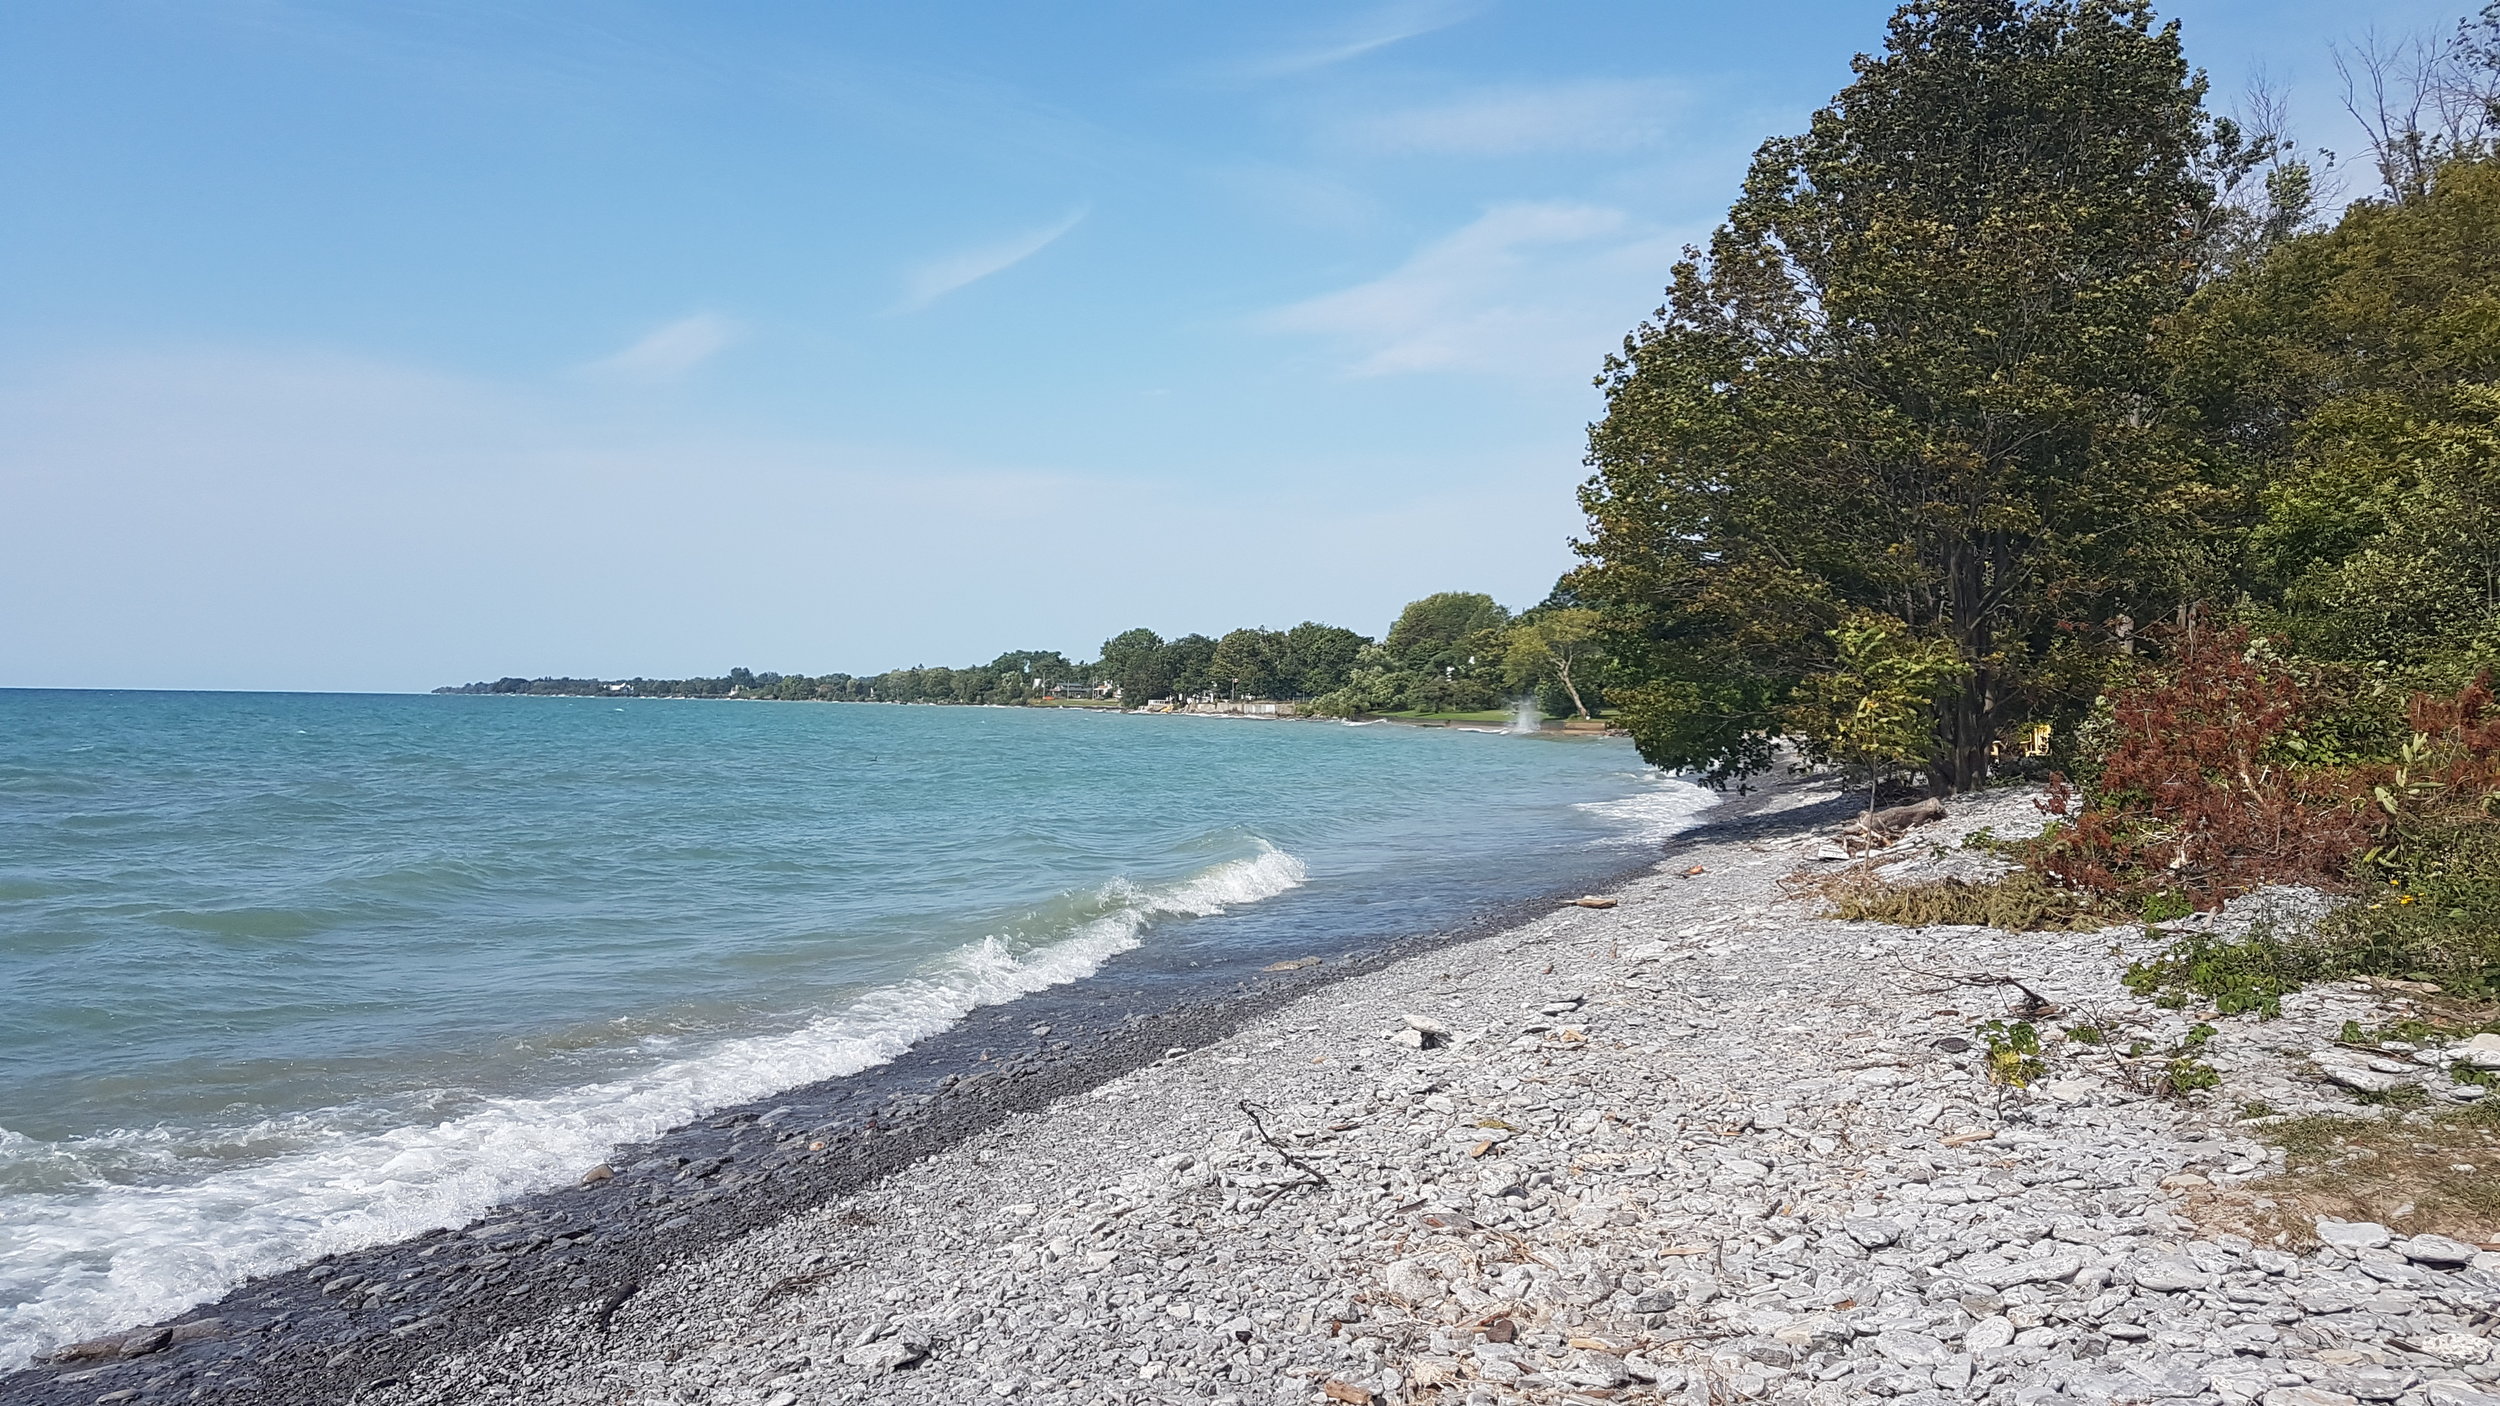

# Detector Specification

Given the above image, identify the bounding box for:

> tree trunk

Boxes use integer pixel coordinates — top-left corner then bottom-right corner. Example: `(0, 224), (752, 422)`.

(1933, 531), (2003, 795)
(1555, 660), (1590, 719)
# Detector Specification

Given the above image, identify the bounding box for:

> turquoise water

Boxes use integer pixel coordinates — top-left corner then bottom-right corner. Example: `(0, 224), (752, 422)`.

(0, 690), (1708, 1364)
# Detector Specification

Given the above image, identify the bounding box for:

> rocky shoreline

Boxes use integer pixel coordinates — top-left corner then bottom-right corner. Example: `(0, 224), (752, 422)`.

(0, 797), (1691, 1406)
(16, 777), (2500, 1406)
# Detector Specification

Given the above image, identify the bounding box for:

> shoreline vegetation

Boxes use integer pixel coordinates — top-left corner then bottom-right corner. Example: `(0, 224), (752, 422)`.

(434, 590), (1618, 727)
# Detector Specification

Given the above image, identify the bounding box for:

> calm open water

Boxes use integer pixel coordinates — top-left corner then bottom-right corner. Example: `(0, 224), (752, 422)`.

(0, 690), (1710, 1364)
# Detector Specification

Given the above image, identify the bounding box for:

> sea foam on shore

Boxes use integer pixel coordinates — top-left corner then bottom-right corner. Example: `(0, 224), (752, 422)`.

(0, 847), (1307, 1369)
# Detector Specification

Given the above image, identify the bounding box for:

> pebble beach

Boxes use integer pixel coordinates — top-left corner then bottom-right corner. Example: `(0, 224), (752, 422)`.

(16, 776), (2500, 1406)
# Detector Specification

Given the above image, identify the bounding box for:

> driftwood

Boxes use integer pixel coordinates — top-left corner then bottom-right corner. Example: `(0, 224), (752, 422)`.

(1237, 1100), (1331, 1192)
(592, 1281), (639, 1332)
(1834, 797), (1948, 854)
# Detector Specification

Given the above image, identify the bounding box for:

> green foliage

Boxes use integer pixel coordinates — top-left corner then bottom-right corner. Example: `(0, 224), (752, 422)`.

(2173, 155), (2500, 677)
(1502, 607), (1604, 720)
(1384, 593), (1510, 674)
(1571, 0), (2249, 791)
(2162, 1023), (2223, 1098)
(1786, 612), (1971, 806)
(2122, 927), (2315, 1018)
(2321, 815), (2500, 998)
(1978, 1020), (2047, 1088)
(1098, 627), (1172, 706)
(1310, 594), (1518, 717)
(2141, 890), (2195, 924)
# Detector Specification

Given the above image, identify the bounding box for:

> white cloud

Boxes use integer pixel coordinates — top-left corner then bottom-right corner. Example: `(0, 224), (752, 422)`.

(1345, 79), (1683, 156)
(582, 312), (744, 381)
(1244, 0), (1484, 79)
(1259, 202), (1679, 380)
(895, 206), (1088, 312)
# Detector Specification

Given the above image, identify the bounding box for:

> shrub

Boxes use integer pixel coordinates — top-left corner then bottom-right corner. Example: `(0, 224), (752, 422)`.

(2035, 628), (2371, 905)
(2321, 817), (2500, 997)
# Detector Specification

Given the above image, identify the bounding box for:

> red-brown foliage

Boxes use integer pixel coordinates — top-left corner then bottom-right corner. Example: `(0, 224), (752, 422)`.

(2038, 629), (2372, 905)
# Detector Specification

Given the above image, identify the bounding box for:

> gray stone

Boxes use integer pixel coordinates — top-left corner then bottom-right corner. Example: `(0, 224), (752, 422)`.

(842, 1337), (929, 1373)
(2396, 1234), (2481, 1268)
(2321, 1066), (2409, 1095)
(2131, 1257), (2218, 1293)
(2316, 1219), (2395, 1250)
(2262, 1388), (2360, 1406)
(2424, 1383), (2500, 1406)
(1845, 1215), (1906, 1249)
(2408, 1332), (2495, 1365)
(1976, 1252), (2083, 1288)
(1872, 1330), (1953, 1369)
(2338, 1366), (2410, 1402)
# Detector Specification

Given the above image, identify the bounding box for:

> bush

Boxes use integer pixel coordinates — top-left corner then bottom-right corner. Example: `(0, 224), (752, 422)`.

(2321, 816), (2500, 998)
(2035, 628), (2371, 905)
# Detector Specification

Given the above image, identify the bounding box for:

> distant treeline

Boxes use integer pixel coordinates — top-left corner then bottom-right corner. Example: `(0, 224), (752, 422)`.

(434, 591), (1610, 718)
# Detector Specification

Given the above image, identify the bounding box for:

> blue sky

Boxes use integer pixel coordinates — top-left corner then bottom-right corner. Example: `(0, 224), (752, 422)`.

(0, 0), (2465, 691)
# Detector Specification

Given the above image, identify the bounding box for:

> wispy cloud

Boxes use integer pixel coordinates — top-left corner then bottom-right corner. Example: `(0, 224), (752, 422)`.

(582, 313), (744, 381)
(1344, 78), (1683, 156)
(1258, 202), (1680, 380)
(1244, 0), (1484, 79)
(894, 206), (1089, 313)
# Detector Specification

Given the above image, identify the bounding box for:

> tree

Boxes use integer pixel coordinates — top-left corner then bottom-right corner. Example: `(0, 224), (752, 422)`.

(1164, 633), (1219, 700)
(1785, 612), (1972, 813)
(2171, 153), (2500, 676)
(1279, 622), (1370, 697)
(1098, 628), (1169, 706)
(1210, 628), (1286, 699)
(1573, 0), (2247, 790)
(1503, 608), (1605, 718)
(1385, 593), (1510, 673)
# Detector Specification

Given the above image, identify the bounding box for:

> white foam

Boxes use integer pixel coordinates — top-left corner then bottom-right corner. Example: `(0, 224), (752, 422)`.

(0, 845), (1305, 1367)
(1578, 774), (1719, 844)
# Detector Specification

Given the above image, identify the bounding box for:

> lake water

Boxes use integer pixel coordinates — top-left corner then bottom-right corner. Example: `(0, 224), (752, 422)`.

(0, 690), (1711, 1365)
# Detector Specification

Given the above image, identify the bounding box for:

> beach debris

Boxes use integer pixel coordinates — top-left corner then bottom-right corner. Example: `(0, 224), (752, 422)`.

(1829, 796), (1949, 855)
(1260, 957), (1324, 972)
(580, 1163), (614, 1185)
(1568, 896), (1618, 908)
(592, 1282), (639, 1333)
(1321, 1381), (1375, 1405)
(1237, 1099), (1330, 1193)
(1393, 1013), (1452, 1049)
(841, 1335), (930, 1373)
(1682, 865), (1707, 877)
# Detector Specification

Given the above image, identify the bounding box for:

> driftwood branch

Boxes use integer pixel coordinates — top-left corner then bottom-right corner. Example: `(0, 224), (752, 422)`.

(593, 1281), (639, 1332)
(1899, 965), (2061, 1019)
(1238, 1099), (1331, 1191)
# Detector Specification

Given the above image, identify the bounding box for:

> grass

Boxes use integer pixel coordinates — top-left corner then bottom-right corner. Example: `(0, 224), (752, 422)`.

(2191, 1099), (2500, 1249)
(1813, 869), (2113, 931)
(1377, 708), (1533, 724)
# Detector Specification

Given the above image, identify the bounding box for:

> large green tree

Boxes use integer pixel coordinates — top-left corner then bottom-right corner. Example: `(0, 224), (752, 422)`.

(1098, 628), (1169, 706)
(1571, 0), (2252, 789)
(1384, 592), (1510, 674)
(2169, 154), (2500, 675)
(1210, 628), (1286, 700)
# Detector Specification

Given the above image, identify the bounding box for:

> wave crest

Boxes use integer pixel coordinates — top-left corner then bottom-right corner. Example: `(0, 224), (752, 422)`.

(0, 844), (1307, 1368)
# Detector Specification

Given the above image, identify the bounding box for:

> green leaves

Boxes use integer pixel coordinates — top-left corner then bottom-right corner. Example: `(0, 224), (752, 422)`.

(1574, 0), (2238, 789)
